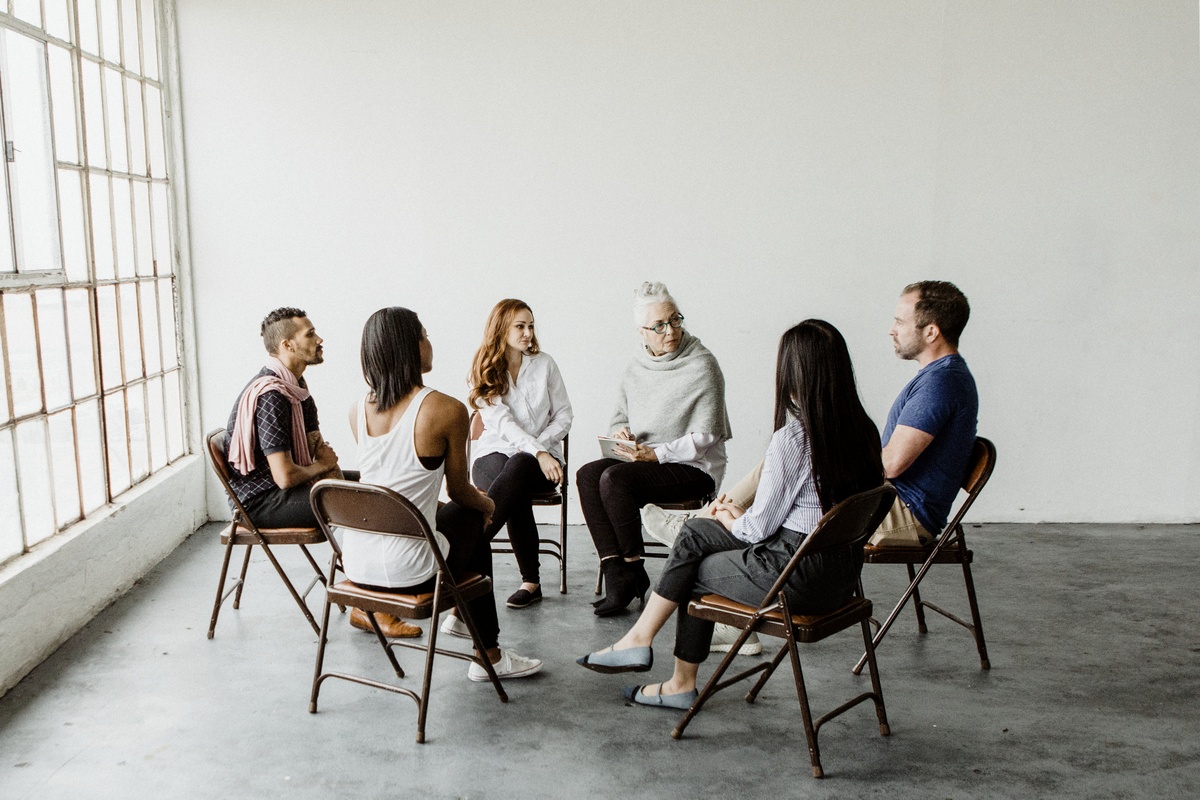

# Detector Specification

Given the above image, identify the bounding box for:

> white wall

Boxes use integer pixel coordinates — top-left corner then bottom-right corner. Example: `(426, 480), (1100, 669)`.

(177, 0), (1200, 523)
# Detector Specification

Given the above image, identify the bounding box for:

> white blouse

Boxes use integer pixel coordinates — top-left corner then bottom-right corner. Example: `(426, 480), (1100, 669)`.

(474, 351), (573, 465)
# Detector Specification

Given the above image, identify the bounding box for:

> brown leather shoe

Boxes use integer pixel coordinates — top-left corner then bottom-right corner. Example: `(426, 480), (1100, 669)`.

(349, 607), (422, 638)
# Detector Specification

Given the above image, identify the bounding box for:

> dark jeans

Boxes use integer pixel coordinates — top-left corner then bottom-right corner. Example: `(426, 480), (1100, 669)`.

(359, 501), (500, 650)
(472, 452), (556, 585)
(656, 518), (863, 664)
(576, 458), (715, 560)
(240, 470), (361, 528)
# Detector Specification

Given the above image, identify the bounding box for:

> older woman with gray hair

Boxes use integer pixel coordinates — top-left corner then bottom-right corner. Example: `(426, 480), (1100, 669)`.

(577, 282), (731, 616)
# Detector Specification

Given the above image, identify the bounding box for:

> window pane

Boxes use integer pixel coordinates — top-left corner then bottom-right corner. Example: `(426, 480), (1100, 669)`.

(118, 280), (142, 379)
(127, 380), (147, 481)
(144, 83), (164, 178)
(121, 0), (140, 73)
(103, 390), (129, 495)
(76, 398), (106, 511)
(112, 177), (134, 277)
(78, 0), (100, 56)
(36, 289), (72, 410)
(4, 292), (42, 416)
(45, 0), (73, 43)
(0, 137), (14, 272)
(150, 181), (170, 273)
(89, 174), (113, 278)
(0, 430), (21, 561)
(5, 30), (63, 273)
(138, 279), (159, 373)
(48, 408), (81, 527)
(12, 0), (42, 27)
(16, 419), (55, 545)
(0, 322), (9, 423)
(139, 0), (159, 80)
(157, 277), (176, 366)
(95, 284), (121, 388)
(164, 368), (183, 458)
(80, 58), (106, 169)
(99, 0), (121, 65)
(49, 44), (79, 165)
(58, 168), (88, 281)
(132, 180), (151, 274)
(146, 374), (165, 470)
(126, 76), (145, 175)
(104, 66), (127, 172)
(65, 288), (96, 398)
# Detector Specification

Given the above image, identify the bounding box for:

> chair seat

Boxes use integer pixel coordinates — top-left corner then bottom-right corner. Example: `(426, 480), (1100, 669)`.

(529, 491), (563, 506)
(863, 542), (973, 565)
(221, 523), (326, 546)
(327, 573), (492, 620)
(689, 594), (873, 644)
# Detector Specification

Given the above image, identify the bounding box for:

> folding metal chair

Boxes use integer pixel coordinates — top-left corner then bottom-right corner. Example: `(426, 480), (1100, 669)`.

(204, 428), (327, 638)
(467, 411), (571, 593)
(853, 437), (997, 674)
(308, 479), (507, 744)
(673, 485), (897, 779)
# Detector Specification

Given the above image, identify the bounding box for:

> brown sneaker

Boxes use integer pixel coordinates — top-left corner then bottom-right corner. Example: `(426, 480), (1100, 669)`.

(349, 607), (422, 639)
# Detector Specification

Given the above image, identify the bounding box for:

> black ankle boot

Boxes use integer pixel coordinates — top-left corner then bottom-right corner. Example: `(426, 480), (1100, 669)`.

(593, 559), (627, 612)
(594, 559), (646, 617)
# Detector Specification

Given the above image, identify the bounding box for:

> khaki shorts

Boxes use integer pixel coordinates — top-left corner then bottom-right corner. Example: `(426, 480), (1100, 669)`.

(868, 489), (935, 547)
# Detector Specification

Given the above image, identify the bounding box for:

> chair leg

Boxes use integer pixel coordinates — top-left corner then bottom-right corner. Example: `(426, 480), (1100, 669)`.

(745, 641), (789, 702)
(207, 538), (238, 639)
(558, 502), (568, 594)
(858, 618), (890, 736)
(961, 561), (990, 669)
(452, 593), (508, 704)
(595, 564), (604, 595)
(908, 562), (928, 633)
(784, 634), (824, 779)
(309, 594), (336, 713)
(672, 637), (747, 740)
(257, 540), (321, 635)
(299, 544), (326, 586)
(233, 544), (253, 609)
(367, 614), (405, 679)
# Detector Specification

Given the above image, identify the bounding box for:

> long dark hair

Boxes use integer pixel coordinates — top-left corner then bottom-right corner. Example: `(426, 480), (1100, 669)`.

(468, 299), (540, 409)
(361, 307), (424, 411)
(773, 319), (883, 512)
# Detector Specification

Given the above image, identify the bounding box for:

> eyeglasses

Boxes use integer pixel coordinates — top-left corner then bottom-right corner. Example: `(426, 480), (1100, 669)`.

(642, 314), (684, 335)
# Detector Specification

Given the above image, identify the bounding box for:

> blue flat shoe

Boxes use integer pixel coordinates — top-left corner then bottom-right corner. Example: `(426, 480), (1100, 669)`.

(621, 684), (699, 710)
(575, 646), (653, 674)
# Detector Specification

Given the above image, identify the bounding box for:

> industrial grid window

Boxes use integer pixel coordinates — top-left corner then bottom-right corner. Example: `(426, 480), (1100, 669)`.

(0, 0), (184, 566)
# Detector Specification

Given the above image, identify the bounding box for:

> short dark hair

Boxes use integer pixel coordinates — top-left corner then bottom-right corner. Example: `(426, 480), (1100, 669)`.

(361, 307), (424, 411)
(773, 319), (883, 512)
(260, 307), (307, 355)
(904, 281), (970, 347)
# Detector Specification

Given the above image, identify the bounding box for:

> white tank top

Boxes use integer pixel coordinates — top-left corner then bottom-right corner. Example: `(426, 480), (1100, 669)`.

(340, 388), (450, 588)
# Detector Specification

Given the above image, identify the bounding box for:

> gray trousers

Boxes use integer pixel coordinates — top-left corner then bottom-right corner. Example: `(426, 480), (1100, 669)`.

(655, 518), (862, 664)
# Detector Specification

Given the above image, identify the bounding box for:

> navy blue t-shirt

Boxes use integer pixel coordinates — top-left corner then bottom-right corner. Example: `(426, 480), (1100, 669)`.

(224, 367), (320, 505)
(881, 354), (978, 534)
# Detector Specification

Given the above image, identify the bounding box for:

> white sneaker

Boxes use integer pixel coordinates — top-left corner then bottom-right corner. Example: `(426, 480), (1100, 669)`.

(710, 623), (762, 655)
(641, 504), (691, 547)
(439, 614), (471, 640)
(468, 649), (543, 682)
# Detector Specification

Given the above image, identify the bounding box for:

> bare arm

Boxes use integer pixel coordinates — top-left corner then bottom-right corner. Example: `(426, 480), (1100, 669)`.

(423, 393), (495, 522)
(265, 441), (339, 489)
(881, 424), (935, 479)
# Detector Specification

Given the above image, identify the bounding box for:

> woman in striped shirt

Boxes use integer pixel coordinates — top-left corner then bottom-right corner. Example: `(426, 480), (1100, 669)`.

(577, 319), (884, 709)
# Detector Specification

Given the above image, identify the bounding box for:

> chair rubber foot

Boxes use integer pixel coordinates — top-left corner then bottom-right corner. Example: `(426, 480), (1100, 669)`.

(812, 766), (824, 779)
(308, 703), (317, 713)
(880, 723), (891, 736)
(981, 659), (991, 670)
(671, 729), (682, 740)
(416, 732), (425, 744)
(206, 632), (214, 640)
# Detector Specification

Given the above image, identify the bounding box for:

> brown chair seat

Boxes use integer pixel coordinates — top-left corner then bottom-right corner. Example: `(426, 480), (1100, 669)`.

(689, 594), (874, 643)
(326, 573), (490, 619)
(863, 541), (972, 565)
(221, 523), (327, 547)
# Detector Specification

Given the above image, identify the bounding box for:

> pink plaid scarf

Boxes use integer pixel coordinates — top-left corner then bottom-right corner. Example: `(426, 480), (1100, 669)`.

(228, 357), (313, 475)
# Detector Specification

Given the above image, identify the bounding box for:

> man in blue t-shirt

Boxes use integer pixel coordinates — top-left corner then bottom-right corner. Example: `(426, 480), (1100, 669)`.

(870, 280), (978, 545)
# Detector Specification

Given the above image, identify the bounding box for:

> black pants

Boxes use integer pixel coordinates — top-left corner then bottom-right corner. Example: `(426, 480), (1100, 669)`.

(472, 452), (556, 585)
(241, 470), (361, 528)
(576, 458), (714, 560)
(360, 501), (500, 649)
(656, 518), (863, 664)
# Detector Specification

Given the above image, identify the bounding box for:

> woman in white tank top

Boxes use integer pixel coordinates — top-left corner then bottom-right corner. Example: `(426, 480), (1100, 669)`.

(339, 307), (542, 683)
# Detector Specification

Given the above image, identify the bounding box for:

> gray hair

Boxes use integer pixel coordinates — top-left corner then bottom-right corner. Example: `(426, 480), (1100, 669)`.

(632, 281), (678, 327)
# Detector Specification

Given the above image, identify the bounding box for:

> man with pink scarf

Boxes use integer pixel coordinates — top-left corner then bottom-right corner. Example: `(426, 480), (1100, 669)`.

(224, 307), (342, 528)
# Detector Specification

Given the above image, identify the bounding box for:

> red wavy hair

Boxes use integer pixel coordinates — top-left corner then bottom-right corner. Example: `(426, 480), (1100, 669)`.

(468, 299), (540, 409)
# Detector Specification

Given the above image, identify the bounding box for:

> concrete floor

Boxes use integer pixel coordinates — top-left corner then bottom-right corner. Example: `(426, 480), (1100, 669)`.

(1, 522), (1198, 799)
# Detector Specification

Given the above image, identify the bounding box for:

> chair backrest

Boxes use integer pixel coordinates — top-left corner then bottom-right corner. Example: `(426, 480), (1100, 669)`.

(944, 436), (997, 535)
(206, 427), (255, 526)
(309, 479), (439, 563)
